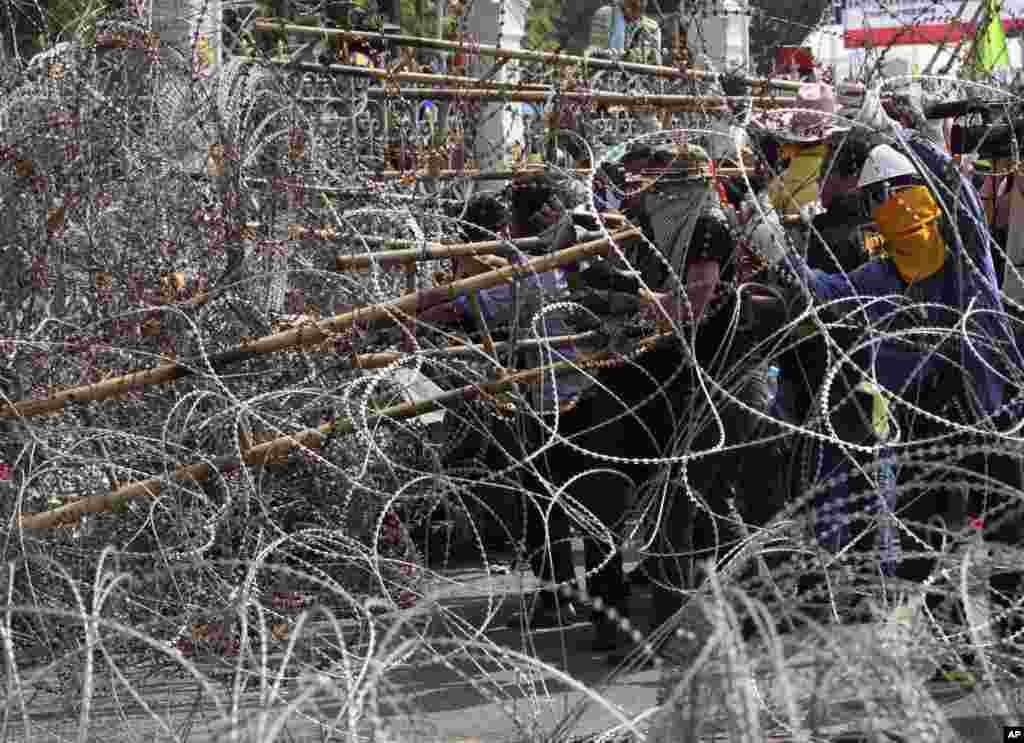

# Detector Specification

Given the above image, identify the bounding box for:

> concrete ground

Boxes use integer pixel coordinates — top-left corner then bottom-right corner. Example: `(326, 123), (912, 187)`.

(4, 553), (1023, 742)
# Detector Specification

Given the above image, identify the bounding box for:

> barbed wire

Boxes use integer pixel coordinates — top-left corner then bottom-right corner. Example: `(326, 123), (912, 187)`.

(0, 1), (1022, 741)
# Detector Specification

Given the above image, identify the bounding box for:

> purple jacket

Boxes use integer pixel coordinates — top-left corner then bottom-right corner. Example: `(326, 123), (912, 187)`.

(789, 255), (1005, 417)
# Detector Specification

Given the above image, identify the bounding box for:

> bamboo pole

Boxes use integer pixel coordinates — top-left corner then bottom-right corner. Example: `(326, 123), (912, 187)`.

(335, 226), (643, 271)
(259, 59), (553, 91)
(0, 229), (641, 420)
(363, 167), (749, 180)
(17, 331), (659, 529)
(252, 19), (868, 96)
(363, 87), (795, 110)
(371, 167), (588, 180)
(341, 331), (600, 369)
(248, 167), (747, 185)
(465, 290), (502, 377)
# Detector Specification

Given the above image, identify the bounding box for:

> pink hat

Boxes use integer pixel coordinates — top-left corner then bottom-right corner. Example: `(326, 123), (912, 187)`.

(753, 82), (841, 143)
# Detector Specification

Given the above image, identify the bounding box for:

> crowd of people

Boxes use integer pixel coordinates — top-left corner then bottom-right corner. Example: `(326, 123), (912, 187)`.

(378, 78), (1024, 672)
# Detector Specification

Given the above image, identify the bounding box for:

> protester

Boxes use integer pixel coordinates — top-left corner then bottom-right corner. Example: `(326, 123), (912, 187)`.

(752, 82), (840, 220)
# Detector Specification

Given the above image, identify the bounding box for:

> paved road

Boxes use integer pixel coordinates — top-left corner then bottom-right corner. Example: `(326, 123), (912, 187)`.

(5, 558), (1023, 742)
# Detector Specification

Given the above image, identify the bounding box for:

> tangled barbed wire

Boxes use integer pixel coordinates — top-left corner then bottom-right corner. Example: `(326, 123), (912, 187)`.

(0, 0), (1023, 740)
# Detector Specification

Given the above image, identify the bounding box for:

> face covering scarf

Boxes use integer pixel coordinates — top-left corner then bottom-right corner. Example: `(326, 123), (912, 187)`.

(633, 183), (715, 290)
(871, 185), (946, 284)
(770, 144), (827, 215)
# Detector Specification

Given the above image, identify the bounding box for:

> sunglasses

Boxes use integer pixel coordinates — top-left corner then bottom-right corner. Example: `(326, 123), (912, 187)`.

(861, 186), (886, 219)
(860, 184), (917, 219)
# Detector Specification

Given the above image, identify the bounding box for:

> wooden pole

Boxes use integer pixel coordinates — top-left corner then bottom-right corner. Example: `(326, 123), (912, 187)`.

(341, 331), (600, 368)
(367, 166), (747, 180)
(254, 59), (554, 89)
(17, 331), (659, 529)
(0, 229), (640, 419)
(247, 167), (747, 184)
(363, 87), (795, 110)
(370, 167), (587, 179)
(252, 19), (869, 96)
(339, 331), (597, 368)
(465, 290), (503, 377)
(334, 226), (643, 271)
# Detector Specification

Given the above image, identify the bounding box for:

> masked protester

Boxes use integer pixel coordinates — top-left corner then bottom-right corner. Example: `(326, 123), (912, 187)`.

(751, 83), (840, 220)
(768, 131), (880, 428)
(758, 142), (1020, 646)
(616, 142), (789, 595)
(808, 131), (878, 274)
(859, 101), (1023, 664)
(741, 143), (938, 621)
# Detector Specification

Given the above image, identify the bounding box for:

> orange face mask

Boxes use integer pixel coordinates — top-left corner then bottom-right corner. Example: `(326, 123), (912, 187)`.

(871, 185), (946, 283)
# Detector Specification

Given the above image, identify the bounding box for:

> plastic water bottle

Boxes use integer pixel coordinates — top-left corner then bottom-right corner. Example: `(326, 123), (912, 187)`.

(766, 365), (780, 401)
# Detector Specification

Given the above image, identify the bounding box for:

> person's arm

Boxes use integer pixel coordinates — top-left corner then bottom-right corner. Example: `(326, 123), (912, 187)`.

(418, 296), (468, 325)
(573, 260), (641, 294)
(639, 258), (721, 328)
(682, 259), (720, 319)
(740, 205), (886, 304)
(365, 286), (468, 334)
(783, 249), (895, 303)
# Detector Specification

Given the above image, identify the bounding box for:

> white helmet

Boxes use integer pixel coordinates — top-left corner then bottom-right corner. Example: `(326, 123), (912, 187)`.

(857, 144), (918, 189)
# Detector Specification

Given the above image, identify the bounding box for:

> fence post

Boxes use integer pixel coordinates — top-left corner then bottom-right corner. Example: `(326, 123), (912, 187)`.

(464, 0), (530, 190)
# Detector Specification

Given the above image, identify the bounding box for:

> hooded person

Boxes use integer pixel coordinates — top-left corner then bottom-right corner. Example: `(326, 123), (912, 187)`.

(604, 140), (793, 613)
(413, 182), (674, 627)
(615, 142), (722, 296)
(414, 184), (589, 414)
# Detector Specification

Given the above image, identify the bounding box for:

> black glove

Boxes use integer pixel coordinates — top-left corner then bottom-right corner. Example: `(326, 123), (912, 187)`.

(571, 211), (600, 231)
(600, 162), (627, 193)
(720, 70), (748, 98)
(364, 315), (420, 347)
(578, 261), (641, 295)
(573, 290), (643, 317)
(721, 70), (750, 119)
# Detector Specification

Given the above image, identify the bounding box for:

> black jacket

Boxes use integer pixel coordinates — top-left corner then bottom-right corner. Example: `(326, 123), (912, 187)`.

(805, 194), (870, 275)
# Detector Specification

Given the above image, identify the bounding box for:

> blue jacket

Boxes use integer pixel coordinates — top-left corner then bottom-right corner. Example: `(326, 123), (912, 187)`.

(782, 132), (1016, 421)
(788, 249), (1007, 421)
(789, 259), (944, 403)
(904, 134), (1018, 417)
